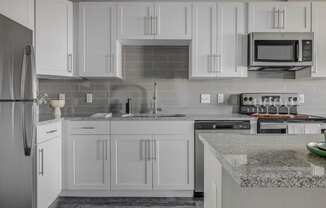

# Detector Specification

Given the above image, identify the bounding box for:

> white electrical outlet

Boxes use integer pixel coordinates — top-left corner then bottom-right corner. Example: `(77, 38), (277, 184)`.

(59, 93), (65, 100)
(86, 93), (93, 103)
(201, 93), (211, 104)
(217, 93), (224, 104)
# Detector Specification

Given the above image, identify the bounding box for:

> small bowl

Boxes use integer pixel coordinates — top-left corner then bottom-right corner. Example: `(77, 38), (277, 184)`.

(49, 100), (65, 108)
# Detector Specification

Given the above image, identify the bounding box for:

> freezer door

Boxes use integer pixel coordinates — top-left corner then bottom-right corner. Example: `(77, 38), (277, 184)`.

(0, 102), (36, 208)
(0, 14), (36, 100)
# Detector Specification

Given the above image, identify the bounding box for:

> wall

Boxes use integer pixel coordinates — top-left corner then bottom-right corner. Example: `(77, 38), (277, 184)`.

(39, 46), (326, 118)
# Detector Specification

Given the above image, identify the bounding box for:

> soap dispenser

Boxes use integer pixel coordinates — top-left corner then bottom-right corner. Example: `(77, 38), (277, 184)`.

(126, 98), (132, 114)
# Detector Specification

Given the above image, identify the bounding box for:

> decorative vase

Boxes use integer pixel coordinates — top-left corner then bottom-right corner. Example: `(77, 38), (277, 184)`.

(49, 100), (65, 119)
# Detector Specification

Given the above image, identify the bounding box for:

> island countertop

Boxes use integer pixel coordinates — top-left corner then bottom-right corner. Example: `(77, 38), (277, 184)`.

(199, 133), (326, 188)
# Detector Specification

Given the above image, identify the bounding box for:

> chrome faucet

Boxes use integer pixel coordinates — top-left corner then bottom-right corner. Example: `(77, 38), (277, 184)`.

(153, 82), (158, 114)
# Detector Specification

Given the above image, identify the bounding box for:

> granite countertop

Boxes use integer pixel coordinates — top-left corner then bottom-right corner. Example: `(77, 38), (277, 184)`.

(54, 113), (255, 122)
(38, 113), (255, 125)
(199, 133), (326, 188)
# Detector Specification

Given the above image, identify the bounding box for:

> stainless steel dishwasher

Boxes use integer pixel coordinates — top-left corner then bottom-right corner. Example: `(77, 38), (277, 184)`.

(194, 120), (251, 196)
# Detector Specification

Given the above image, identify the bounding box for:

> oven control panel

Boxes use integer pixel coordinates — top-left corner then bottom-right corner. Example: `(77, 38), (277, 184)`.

(240, 93), (300, 106)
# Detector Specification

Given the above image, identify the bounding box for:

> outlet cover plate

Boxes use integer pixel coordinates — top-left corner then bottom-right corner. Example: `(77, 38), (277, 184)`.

(201, 93), (211, 104)
(86, 93), (93, 103)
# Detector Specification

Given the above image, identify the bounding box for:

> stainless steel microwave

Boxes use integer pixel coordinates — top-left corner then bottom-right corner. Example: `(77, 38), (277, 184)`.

(249, 32), (314, 69)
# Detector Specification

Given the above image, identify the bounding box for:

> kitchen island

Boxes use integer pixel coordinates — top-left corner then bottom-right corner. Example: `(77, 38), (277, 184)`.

(199, 133), (326, 208)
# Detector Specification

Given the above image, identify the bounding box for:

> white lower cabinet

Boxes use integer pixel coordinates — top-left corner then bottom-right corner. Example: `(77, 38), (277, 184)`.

(37, 121), (62, 208)
(153, 135), (193, 190)
(67, 135), (110, 190)
(64, 120), (194, 196)
(111, 135), (152, 190)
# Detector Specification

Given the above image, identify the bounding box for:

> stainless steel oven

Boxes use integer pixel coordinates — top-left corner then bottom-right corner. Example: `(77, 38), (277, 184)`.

(249, 32), (313, 68)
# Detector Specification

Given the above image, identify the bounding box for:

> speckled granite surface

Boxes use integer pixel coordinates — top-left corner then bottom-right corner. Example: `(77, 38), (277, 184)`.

(199, 133), (326, 188)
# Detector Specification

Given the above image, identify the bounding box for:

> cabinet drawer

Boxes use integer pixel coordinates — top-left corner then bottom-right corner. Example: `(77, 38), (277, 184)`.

(111, 121), (194, 135)
(68, 121), (109, 135)
(37, 121), (61, 143)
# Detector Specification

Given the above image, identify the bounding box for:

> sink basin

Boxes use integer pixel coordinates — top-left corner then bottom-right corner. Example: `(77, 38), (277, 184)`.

(125, 114), (187, 118)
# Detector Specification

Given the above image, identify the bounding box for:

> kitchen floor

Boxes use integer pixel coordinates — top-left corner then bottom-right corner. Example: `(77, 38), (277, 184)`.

(51, 197), (204, 208)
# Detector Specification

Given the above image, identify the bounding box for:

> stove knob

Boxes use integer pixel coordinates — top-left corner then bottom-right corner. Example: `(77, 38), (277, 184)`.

(293, 97), (298, 102)
(249, 97), (253, 101)
(243, 97), (248, 102)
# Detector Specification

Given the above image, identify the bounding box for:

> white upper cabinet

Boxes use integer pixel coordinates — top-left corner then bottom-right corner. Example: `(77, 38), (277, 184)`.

(155, 2), (192, 39)
(0, 0), (34, 30)
(118, 2), (191, 40)
(118, 2), (154, 39)
(311, 2), (326, 77)
(191, 2), (246, 78)
(249, 2), (311, 33)
(36, 0), (73, 76)
(217, 3), (247, 77)
(79, 3), (122, 78)
(191, 3), (217, 78)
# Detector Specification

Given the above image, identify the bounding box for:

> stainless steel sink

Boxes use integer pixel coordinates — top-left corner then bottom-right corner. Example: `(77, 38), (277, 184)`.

(125, 114), (187, 118)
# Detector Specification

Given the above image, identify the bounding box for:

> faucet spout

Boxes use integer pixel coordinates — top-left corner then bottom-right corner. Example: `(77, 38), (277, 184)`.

(153, 82), (158, 114)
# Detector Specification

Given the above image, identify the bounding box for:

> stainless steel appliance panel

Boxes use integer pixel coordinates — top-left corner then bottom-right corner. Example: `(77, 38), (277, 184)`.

(0, 14), (35, 100)
(0, 102), (36, 208)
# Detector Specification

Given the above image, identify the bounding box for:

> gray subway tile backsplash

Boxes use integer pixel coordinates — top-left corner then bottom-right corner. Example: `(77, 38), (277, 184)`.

(39, 46), (326, 117)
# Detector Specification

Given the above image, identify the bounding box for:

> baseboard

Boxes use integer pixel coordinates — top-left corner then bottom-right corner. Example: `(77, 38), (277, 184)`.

(60, 190), (194, 197)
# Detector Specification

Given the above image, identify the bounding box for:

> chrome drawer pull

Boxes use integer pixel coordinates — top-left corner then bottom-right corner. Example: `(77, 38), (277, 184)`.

(80, 127), (95, 129)
(46, 129), (57, 134)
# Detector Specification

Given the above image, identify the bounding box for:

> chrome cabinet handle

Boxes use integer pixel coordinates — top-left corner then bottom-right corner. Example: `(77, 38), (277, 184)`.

(80, 127), (95, 129)
(46, 129), (57, 134)
(67, 54), (73, 72)
(281, 9), (285, 29)
(104, 140), (108, 160)
(186, 140), (190, 184)
(39, 148), (44, 176)
(272, 8), (277, 29)
(153, 139), (157, 160)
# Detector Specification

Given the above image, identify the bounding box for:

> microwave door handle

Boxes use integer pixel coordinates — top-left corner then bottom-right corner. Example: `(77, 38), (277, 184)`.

(297, 41), (302, 62)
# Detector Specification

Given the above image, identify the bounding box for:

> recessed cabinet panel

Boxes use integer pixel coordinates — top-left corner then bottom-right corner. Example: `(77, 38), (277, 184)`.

(153, 135), (193, 190)
(218, 3), (247, 77)
(111, 135), (152, 190)
(118, 3), (154, 39)
(36, 0), (73, 76)
(191, 3), (217, 78)
(312, 2), (326, 77)
(249, 2), (311, 33)
(155, 3), (192, 39)
(37, 137), (61, 208)
(79, 3), (120, 78)
(68, 135), (109, 190)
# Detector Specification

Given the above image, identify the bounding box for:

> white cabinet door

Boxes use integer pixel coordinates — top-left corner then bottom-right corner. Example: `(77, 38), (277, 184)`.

(68, 135), (109, 190)
(111, 135), (152, 190)
(153, 135), (193, 190)
(118, 2), (154, 39)
(155, 2), (192, 39)
(79, 3), (121, 78)
(249, 2), (283, 33)
(249, 2), (311, 33)
(37, 137), (61, 208)
(191, 3), (217, 78)
(217, 3), (247, 77)
(284, 2), (311, 32)
(312, 2), (326, 77)
(288, 123), (305, 135)
(36, 0), (73, 76)
(304, 124), (321, 134)
(0, 0), (34, 30)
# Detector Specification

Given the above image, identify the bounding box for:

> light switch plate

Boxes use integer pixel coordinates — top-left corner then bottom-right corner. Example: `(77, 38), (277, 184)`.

(217, 93), (224, 104)
(59, 93), (65, 101)
(86, 93), (93, 103)
(201, 93), (211, 104)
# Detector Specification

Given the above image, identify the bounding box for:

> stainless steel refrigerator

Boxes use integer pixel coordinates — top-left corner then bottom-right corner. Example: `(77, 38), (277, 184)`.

(0, 14), (37, 208)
